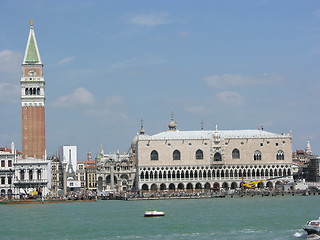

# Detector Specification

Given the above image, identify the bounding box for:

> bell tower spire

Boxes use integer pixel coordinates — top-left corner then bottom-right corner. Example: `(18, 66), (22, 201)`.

(23, 19), (42, 65)
(21, 21), (46, 159)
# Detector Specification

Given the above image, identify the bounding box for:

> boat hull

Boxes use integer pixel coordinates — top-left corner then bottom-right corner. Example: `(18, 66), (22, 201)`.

(304, 228), (320, 236)
(144, 211), (165, 217)
(144, 214), (165, 217)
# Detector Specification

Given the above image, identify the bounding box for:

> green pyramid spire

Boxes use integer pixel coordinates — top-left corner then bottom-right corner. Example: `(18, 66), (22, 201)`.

(23, 21), (42, 64)
(25, 34), (39, 63)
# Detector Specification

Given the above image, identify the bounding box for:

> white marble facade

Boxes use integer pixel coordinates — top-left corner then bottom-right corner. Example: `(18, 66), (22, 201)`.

(132, 120), (293, 191)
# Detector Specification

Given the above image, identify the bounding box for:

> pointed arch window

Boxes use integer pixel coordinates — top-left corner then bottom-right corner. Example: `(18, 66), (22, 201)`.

(173, 150), (181, 160)
(20, 170), (25, 181)
(253, 150), (262, 161)
(150, 150), (159, 161)
(29, 170), (33, 180)
(196, 149), (204, 160)
(214, 152), (222, 161)
(232, 149), (240, 159)
(276, 150), (284, 160)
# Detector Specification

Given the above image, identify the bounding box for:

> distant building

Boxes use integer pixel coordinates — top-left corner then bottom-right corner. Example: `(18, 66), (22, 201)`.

(58, 146), (77, 173)
(57, 145), (80, 193)
(305, 156), (320, 182)
(77, 156), (97, 190)
(292, 141), (313, 165)
(0, 144), (20, 199)
(76, 161), (86, 189)
(48, 155), (62, 193)
(130, 118), (294, 191)
(85, 161), (97, 190)
(292, 141), (319, 181)
(95, 145), (136, 193)
(293, 141), (320, 182)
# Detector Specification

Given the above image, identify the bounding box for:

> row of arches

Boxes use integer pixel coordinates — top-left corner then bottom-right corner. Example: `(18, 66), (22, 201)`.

(140, 166), (291, 181)
(151, 149), (204, 161)
(19, 169), (42, 181)
(0, 189), (13, 198)
(150, 149), (286, 161)
(25, 87), (41, 96)
(97, 174), (130, 185)
(140, 181), (281, 191)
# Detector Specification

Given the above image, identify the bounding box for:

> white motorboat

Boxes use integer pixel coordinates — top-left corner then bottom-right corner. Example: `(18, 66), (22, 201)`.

(144, 210), (165, 217)
(304, 218), (320, 236)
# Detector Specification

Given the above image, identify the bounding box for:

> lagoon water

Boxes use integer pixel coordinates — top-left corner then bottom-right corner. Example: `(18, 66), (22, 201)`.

(0, 195), (318, 240)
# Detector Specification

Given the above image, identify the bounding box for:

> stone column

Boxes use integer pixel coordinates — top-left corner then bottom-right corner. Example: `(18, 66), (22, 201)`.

(110, 165), (114, 191)
(63, 163), (67, 195)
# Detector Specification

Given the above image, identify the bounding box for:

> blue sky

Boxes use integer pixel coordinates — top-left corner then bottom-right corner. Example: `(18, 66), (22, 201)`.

(0, 0), (319, 159)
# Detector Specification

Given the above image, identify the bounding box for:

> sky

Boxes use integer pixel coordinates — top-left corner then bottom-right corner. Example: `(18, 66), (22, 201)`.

(0, 0), (320, 159)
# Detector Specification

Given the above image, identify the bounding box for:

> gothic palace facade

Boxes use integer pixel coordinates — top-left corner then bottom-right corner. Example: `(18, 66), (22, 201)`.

(131, 119), (293, 192)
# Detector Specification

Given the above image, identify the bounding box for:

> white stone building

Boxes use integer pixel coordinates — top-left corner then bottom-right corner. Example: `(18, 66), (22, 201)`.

(58, 145), (77, 173)
(0, 144), (17, 198)
(96, 145), (136, 193)
(131, 119), (293, 192)
(58, 145), (80, 193)
(14, 156), (51, 197)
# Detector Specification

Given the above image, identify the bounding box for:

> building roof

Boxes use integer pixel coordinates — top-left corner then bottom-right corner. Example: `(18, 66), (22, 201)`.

(0, 147), (21, 154)
(138, 129), (291, 141)
(78, 160), (96, 164)
(85, 165), (97, 169)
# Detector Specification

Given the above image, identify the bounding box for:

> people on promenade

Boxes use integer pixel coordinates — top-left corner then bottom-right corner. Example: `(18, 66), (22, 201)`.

(46, 190), (96, 200)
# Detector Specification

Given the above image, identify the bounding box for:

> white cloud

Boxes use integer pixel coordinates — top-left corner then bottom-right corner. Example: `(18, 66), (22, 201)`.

(0, 83), (20, 103)
(52, 90), (129, 123)
(0, 50), (22, 73)
(52, 88), (95, 108)
(204, 73), (285, 88)
(57, 56), (75, 65)
(127, 13), (170, 26)
(214, 91), (245, 106)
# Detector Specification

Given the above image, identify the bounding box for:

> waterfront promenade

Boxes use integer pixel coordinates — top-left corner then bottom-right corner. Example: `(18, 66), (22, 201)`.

(107, 188), (320, 200)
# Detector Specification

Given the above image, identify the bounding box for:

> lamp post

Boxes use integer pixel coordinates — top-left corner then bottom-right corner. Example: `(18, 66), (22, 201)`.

(62, 162), (67, 196)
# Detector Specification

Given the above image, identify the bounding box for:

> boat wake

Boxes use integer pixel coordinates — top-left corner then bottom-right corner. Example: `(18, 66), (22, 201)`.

(294, 232), (307, 238)
(294, 232), (320, 239)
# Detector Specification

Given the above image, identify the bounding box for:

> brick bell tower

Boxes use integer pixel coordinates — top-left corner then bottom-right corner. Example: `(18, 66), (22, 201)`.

(21, 20), (46, 159)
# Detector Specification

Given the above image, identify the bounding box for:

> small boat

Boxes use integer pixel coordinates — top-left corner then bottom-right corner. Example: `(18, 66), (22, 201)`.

(303, 218), (320, 236)
(144, 210), (165, 217)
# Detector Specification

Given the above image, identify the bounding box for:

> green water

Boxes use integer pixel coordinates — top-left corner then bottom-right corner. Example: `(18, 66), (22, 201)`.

(0, 195), (318, 240)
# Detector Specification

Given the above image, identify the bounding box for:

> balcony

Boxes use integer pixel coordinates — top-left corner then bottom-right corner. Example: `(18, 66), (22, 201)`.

(13, 179), (48, 186)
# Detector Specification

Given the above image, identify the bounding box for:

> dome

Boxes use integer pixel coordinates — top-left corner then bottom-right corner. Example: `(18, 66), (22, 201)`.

(305, 141), (312, 155)
(131, 134), (139, 149)
(168, 119), (177, 131)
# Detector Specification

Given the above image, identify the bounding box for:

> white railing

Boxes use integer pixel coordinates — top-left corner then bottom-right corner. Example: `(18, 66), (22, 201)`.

(14, 179), (48, 184)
